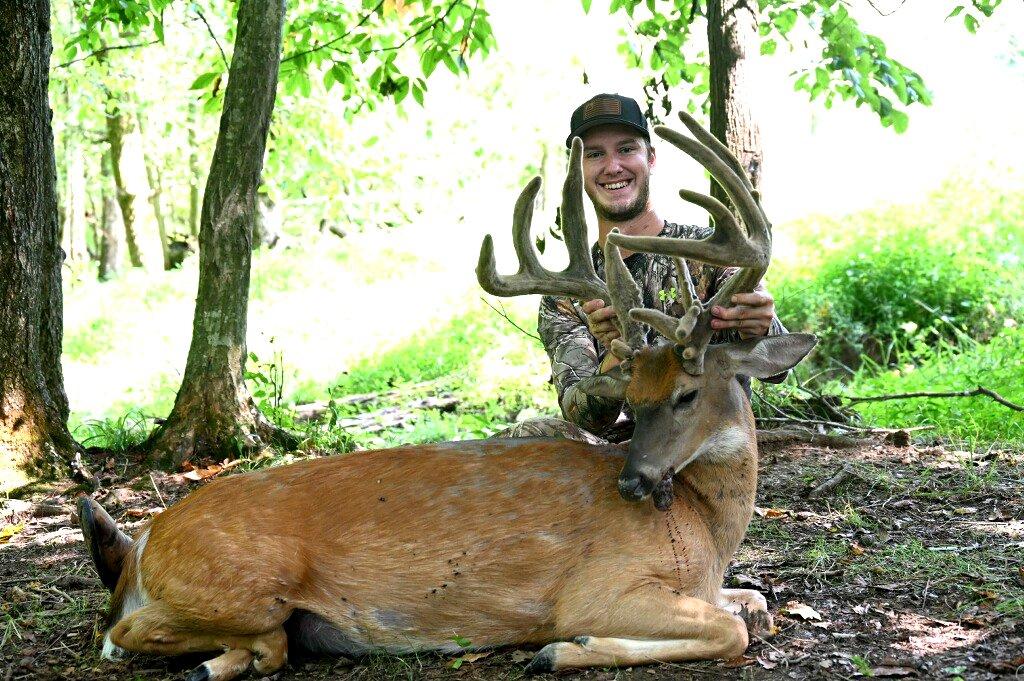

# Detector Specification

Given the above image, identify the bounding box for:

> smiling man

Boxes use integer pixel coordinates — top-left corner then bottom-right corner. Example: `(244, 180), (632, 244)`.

(500, 94), (788, 444)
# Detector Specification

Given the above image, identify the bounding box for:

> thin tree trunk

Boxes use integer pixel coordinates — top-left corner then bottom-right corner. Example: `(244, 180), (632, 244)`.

(707, 0), (763, 203)
(0, 1), (82, 477)
(98, 150), (120, 281)
(187, 101), (201, 239)
(138, 116), (172, 269)
(145, 0), (294, 467)
(105, 105), (144, 267)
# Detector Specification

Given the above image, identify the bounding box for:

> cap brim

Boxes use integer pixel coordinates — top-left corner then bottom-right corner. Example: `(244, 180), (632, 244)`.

(566, 117), (650, 148)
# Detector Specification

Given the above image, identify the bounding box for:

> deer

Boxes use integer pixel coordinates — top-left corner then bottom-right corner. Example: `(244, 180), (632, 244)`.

(78, 111), (815, 681)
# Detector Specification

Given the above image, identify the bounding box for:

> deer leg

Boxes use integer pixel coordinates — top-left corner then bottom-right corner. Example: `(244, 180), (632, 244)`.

(528, 587), (747, 672)
(108, 603), (288, 681)
(719, 588), (773, 636)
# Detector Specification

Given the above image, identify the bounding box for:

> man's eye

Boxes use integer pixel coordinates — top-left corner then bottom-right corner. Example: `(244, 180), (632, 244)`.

(620, 146), (636, 154)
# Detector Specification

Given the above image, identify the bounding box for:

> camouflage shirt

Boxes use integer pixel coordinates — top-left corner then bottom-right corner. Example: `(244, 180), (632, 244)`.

(537, 221), (787, 438)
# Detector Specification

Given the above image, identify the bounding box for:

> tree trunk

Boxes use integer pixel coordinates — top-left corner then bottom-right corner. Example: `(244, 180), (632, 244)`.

(98, 150), (120, 281)
(0, 1), (82, 478)
(187, 101), (201, 239)
(138, 116), (172, 270)
(145, 0), (293, 468)
(707, 0), (763, 204)
(105, 105), (145, 268)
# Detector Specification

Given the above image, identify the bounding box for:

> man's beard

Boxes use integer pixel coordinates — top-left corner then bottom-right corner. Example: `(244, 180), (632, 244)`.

(590, 180), (650, 222)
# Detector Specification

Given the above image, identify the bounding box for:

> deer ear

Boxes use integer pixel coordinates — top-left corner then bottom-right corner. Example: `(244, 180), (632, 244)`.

(711, 333), (817, 379)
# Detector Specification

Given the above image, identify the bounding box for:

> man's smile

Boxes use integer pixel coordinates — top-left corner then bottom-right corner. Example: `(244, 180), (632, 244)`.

(600, 179), (633, 192)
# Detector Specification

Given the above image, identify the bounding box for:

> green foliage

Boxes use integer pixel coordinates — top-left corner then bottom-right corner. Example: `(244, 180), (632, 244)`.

(843, 327), (1024, 446)
(774, 180), (1024, 371)
(593, 0), (1006, 131)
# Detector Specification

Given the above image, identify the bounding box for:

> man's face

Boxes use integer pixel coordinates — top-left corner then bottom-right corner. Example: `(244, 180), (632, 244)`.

(580, 125), (655, 223)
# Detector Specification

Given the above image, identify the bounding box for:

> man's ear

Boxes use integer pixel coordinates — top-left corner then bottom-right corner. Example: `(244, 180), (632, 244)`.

(708, 333), (817, 379)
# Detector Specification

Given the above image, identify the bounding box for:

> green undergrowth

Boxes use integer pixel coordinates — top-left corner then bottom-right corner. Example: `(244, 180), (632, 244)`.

(840, 326), (1024, 446)
(774, 176), (1023, 373)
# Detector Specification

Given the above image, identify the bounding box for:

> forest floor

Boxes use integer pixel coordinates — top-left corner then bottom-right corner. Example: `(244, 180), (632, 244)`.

(2, 437), (1022, 681)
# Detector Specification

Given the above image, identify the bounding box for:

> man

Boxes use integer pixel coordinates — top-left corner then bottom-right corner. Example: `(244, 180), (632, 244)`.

(504, 94), (786, 444)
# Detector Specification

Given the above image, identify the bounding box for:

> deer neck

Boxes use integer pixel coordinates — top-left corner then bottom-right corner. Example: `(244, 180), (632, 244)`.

(674, 434), (759, 563)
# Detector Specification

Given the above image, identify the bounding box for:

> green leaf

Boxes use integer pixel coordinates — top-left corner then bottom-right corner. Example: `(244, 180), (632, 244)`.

(963, 13), (979, 32)
(890, 110), (909, 133)
(760, 38), (777, 55)
(581, 0), (593, 12)
(189, 72), (219, 90)
(947, 5), (965, 18)
(411, 83), (424, 106)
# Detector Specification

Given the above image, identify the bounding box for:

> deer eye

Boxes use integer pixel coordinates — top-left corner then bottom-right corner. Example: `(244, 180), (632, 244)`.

(674, 390), (698, 409)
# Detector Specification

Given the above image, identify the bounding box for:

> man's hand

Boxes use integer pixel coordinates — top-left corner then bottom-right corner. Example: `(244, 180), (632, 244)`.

(710, 287), (776, 339)
(582, 299), (621, 348)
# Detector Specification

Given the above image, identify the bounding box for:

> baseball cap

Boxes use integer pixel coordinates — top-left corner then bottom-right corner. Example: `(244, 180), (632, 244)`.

(566, 94), (650, 148)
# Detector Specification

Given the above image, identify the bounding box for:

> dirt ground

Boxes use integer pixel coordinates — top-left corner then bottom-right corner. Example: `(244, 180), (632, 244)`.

(2, 437), (1022, 681)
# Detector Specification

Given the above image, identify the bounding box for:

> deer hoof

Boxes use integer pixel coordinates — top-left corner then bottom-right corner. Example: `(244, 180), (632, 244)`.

(737, 603), (775, 638)
(525, 645), (558, 674)
(184, 664), (211, 681)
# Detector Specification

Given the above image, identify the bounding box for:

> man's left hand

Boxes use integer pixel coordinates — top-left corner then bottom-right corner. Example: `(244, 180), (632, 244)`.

(710, 288), (775, 339)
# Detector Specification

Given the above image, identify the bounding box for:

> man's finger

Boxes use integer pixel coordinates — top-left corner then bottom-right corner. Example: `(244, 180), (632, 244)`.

(588, 306), (618, 323)
(731, 291), (773, 307)
(713, 304), (773, 321)
(581, 299), (606, 314)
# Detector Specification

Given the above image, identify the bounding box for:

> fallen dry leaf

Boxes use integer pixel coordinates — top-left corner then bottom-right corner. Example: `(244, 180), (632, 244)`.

(870, 665), (917, 677)
(754, 506), (789, 519)
(782, 601), (823, 621)
(509, 650), (531, 663)
(459, 652), (491, 663)
(125, 507), (163, 518)
(724, 655), (756, 668)
(0, 522), (25, 543)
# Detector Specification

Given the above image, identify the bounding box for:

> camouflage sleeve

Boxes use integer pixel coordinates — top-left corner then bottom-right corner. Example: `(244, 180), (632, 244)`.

(537, 296), (624, 434)
(707, 266), (790, 384)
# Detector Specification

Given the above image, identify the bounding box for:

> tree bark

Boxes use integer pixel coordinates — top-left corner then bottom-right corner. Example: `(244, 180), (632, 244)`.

(0, 1), (82, 477)
(145, 0), (293, 468)
(707, 0), (763, 203)
(97, 150), (120, 281)
(105, 105), (144, 268)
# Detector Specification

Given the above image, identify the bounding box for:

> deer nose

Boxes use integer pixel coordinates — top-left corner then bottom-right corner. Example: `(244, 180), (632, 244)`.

(618, 474), (648, 502)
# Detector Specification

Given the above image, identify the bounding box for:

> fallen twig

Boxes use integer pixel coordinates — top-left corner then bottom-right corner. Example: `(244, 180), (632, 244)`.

(807, 464), (858, 499)
(846, 386), (1023, 412)
(756, 428), (863, 449)
(149, 472), (166, 508)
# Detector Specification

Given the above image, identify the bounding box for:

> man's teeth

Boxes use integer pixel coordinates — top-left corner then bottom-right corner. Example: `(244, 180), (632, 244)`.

(603, 181), (629, 190)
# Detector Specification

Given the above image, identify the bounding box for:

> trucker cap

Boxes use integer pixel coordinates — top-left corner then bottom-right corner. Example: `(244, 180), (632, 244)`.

(566, 94), (650, 148)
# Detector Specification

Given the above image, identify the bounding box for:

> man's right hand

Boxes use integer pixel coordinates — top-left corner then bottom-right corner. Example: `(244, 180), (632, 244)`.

(582, 299), (621, 349)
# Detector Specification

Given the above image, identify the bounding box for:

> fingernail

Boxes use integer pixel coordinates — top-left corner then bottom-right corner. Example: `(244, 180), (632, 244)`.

(730, 295), (738, 303)
(713, 306), (722, 314)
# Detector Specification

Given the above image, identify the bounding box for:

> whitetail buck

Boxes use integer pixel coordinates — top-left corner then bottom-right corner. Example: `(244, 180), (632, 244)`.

(79, 112), (815, 681)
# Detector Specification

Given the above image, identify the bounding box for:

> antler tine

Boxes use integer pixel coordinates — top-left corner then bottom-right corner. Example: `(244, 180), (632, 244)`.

(603, 232), (645, 353)
(561, 137), (602, 284)
(675, 111), (753, 195)
(477, 139), (608, 301)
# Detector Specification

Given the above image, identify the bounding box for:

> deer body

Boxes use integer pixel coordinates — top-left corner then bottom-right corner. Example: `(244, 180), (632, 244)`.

(81, 114), (816, 680)
(99, 407), (755, 655)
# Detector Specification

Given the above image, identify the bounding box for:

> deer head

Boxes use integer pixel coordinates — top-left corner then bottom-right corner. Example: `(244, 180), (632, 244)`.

(478, 111), (816, 510)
